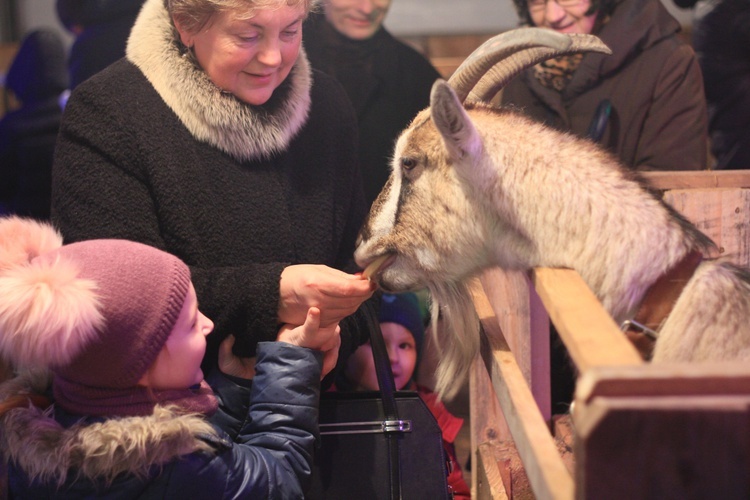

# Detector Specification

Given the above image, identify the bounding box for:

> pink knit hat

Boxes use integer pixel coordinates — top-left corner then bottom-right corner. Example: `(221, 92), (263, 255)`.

(0, 216), (216, 417)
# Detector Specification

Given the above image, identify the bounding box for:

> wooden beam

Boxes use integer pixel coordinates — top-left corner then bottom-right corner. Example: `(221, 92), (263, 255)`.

(471, 347), (511, 498)
(576, 362), (750, 405)
(479, 267), (551, 421)
(471, 280), (575, 500)
(475, 442), (511, 500)
(530, 268), (643, 372)
(642, 170), (750, 190)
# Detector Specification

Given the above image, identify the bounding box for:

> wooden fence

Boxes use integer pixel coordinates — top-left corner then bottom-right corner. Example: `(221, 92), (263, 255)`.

(469, 170), (750, 499)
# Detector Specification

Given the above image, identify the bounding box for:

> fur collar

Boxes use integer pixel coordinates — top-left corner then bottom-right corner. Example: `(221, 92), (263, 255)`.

(0, 371), (218, 487)
(126, 0), (312, 161)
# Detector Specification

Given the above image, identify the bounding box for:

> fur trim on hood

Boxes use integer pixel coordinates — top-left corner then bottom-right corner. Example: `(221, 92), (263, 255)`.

(126, 0), (312, 162)
(0, 371), (218, 487)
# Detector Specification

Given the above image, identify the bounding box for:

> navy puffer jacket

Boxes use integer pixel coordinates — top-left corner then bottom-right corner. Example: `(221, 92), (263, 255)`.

(2, 342), (322, 499)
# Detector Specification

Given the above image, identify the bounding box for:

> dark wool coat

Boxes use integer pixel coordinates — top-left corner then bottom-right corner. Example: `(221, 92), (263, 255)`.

(2, 342), (323, 498)
(501, 0), (708, 170)
(693, 0), (750, 169)
(303, 13), (442, 206)
(51, 0), (378, 375)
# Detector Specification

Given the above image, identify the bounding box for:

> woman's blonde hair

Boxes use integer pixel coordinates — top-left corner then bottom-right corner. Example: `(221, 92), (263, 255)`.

(166, 0), (320, 34)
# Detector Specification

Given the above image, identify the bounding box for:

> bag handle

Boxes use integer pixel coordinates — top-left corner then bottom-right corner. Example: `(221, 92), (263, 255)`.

(368, 320), (403, 499)
(369, 322), (399, 417)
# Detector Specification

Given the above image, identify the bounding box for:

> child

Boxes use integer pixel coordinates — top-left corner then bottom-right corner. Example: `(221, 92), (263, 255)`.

(0, 216), (340, 498)
(339, 292), (471, 499)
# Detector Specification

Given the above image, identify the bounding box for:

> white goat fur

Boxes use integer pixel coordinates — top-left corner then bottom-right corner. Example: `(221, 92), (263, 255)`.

(355, 81), (750, 399)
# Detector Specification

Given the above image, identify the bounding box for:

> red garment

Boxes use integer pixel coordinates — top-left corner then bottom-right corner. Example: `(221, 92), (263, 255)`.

(416, 384), (471, 499)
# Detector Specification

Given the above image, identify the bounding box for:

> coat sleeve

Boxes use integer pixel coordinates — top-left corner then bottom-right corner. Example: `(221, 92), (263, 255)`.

(634, 43), (708, 170)
(219, 341), (323, 498)
(158, 342), (322, 499)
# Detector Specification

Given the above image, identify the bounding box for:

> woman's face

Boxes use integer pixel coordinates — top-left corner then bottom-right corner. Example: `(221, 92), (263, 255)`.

(344, 322), (417, 391)
(140, 284), (214, 390)
(528, 0), (597, 34)
(324, 0), (392, 40)
(175, 5), (306, 105)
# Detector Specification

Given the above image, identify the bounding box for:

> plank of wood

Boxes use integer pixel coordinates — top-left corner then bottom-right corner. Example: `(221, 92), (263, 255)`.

(530, 268), (643, 372)
(476, 442), (512, 500)
(642, 170), (750, 190)
(479, 267), (551, 420)
(471, 345), (511, 498)
(471, 280), (575, 500)
(576, 362), (750, 405)
(663, 188), (750, 267)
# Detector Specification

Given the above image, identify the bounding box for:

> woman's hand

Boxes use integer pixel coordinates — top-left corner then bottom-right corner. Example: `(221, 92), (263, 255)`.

(278, 307), (342, 379)
(279, 264), (376, 327)
(218, 335), (257, 380)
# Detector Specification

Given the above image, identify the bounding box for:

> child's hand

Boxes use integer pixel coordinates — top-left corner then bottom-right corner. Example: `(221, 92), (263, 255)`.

(218, 335), (257, 380)
(277, 307), (341, 379)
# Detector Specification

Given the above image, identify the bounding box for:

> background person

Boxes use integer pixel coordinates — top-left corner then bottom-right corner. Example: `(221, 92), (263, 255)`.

(0, 28), (68, 219)
(51, 0), (378, 380)
(502, 0), (711, 414)
(0, 216), (340, 498)
(691, 0), (750, 169)
(303, 0), (441, 206)
(56, 0), (147, 89)
(502, 0), (709, 170)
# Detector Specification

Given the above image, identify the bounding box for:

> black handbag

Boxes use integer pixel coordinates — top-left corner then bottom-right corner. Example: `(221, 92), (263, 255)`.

(308, 325), (452, 499)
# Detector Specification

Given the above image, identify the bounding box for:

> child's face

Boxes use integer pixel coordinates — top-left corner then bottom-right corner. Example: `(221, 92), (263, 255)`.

(139, 283), (214, 390)
(345, 322), (417, 391)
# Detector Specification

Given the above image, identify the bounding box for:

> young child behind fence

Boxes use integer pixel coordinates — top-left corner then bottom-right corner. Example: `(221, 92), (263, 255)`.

(337, 292), (471, 499)
(0, 216), (340, 498)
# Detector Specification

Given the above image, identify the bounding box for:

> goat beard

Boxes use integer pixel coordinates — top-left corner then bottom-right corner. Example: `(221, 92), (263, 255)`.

(427, 280), (481, 401)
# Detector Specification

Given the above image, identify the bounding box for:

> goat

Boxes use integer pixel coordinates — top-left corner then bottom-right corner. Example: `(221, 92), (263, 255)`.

(354, 27), (750, 400)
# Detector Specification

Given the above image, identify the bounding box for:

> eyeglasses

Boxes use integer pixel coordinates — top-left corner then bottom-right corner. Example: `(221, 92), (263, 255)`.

(527, 0), (587, 11)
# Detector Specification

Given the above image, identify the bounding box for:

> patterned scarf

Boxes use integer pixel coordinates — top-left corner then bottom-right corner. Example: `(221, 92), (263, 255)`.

(533, 53), (584, 91)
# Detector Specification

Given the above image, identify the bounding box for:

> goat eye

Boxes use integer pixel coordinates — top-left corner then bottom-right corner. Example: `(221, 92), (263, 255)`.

(401, 157), (417, 171)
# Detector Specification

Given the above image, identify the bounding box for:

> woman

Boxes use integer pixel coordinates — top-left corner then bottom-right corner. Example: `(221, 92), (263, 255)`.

(502, 0), (708, 170)
(303, 0), (441, 206)
(51, 0), (378, 377)
(0, 216), (339, 497)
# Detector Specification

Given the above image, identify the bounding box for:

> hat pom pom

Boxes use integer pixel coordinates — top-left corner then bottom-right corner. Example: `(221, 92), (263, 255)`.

(0, 217), (103, 369)
(0, 216), (63, 272)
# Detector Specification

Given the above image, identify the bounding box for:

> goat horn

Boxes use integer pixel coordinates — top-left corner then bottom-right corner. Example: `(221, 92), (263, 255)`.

(468, 34), (612, 103)
(447, 28), (611, 104)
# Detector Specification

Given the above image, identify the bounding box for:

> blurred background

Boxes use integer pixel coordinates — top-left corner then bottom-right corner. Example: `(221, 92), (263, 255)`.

(0, 0), (698, 94)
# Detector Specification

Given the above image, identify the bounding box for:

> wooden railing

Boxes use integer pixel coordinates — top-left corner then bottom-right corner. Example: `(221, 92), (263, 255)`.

(469, 170), (750, 499)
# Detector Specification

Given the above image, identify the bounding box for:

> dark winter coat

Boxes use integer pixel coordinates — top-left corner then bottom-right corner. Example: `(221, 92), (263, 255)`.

(2, 342), (323, 498)
(501, 0), (708, 170)
(0, 28), (68, 219)
(303, 13), (442, 206)
(51, 0), (378, 376)
(693, 0), (750, 169)
(56, 0), (146, 89)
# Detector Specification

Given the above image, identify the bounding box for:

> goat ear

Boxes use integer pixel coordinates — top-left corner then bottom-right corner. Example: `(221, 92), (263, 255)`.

(430, 80), (482, 163)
